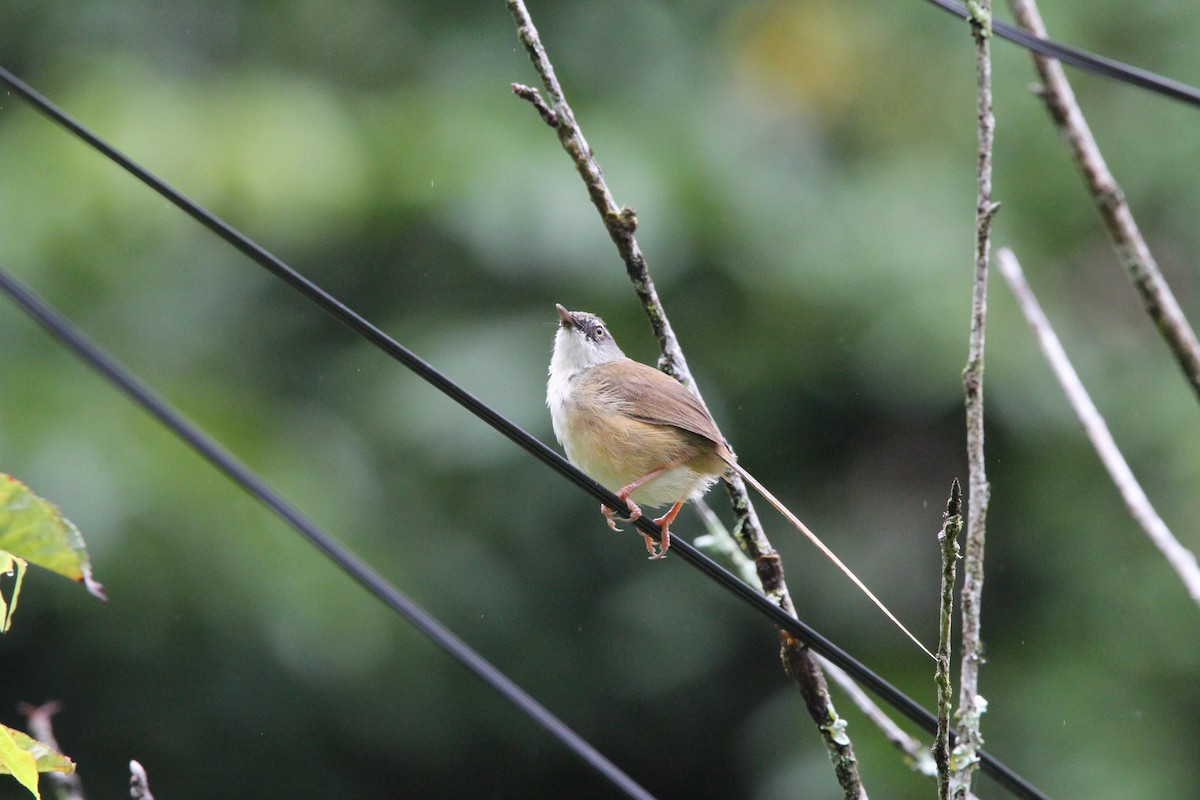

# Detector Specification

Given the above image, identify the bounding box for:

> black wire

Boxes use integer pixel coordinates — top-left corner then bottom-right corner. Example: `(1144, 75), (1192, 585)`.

(0, 265), (658, 800)
(927, 0), (1200, 108)
(0, 67), (1050, 800)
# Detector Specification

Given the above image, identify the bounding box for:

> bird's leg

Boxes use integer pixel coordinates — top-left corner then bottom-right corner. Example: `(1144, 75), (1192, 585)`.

(647, 500), (686, 560)
(599, 463), (673, 531)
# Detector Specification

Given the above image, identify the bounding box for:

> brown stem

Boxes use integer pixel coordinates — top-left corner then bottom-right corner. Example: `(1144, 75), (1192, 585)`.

(506, 1), (867, 796)
(954, 5), (997, 796)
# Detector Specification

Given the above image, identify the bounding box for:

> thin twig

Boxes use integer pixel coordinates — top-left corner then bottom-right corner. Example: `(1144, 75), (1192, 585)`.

(691, 499), (761, 588)
(955, 2), (998, 796)
(935, 481), (964, 800)
(129, 760), (156, 800)
(506, 2), (867, 796)
(695, 503), (943, 778)
(510, 83), (557, 126)
(996, 248), (1200, 603)
(19, 701), (86, 800)
(1006, 0), (1200, 402)
(505, 5), (686, 382)
(819, 656), (937, 777)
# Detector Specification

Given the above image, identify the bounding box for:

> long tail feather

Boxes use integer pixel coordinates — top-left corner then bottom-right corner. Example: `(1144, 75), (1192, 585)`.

(730, 462), (935, 660)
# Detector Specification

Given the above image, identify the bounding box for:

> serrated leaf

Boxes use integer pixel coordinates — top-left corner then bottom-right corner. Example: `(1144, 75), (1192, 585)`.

(0, 725), (41, 799)
(0, 475), (106, 601)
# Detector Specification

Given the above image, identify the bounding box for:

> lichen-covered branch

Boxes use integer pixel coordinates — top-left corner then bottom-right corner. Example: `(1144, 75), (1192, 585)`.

(506, 1), (866, 795)
(1006, 0), (1200, 402)
(935, 480), (964, 800)
(699, 505), (938, 779)
(954, 3), (998, 796)
(819, 656), (937, 777)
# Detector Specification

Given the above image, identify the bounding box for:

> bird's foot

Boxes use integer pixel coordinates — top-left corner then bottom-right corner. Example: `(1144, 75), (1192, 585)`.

(642, 532), (666, 559)
(601, 498), (642, 532)
(645, 514), (673, 560)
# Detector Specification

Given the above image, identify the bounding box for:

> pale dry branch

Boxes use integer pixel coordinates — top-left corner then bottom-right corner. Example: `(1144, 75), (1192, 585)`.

(996, 248), (1200, 604)
(1007, 0), (1200, 402)
(819, 657), (938, 777)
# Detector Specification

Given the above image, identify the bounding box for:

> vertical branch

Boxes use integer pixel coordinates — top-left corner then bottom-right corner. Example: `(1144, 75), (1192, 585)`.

(935, 481), (964, 800)
(506, 2), (867, 796)
(955, 3), (999, 796)
(1006, 0), (1200, 402)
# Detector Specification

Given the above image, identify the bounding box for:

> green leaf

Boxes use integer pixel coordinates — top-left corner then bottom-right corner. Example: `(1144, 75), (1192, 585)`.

(0, 552), (26, 633)
(0, 725), (41, 799)
(0, 723), (76, 800)
(0, 476), (106, 602)
(1, 726), (74, 775)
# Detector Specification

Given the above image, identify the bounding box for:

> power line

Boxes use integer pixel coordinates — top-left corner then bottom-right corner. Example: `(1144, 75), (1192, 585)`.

(0, 264), (659, 800)
(926, 0), (1200, 109)
(0, 68), (1050, 800)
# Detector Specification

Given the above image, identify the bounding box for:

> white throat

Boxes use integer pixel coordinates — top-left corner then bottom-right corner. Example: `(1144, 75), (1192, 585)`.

(547, 328), (588, 447)
(547, 326), (622, 446)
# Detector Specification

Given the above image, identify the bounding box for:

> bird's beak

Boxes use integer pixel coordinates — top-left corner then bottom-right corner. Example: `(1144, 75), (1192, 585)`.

(555, 303), (576, 327)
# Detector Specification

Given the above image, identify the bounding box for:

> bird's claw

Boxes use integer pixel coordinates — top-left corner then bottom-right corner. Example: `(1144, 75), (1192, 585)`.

(643, 533), (667, 559)
(642, 514), (673, 560)
(601, 499), (642, 532)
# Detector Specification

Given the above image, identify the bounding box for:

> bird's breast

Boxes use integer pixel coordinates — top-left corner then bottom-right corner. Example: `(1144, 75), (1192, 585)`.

(555, 385), (719, 505)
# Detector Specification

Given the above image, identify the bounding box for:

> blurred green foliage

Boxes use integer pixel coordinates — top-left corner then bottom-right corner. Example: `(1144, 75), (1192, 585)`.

(2, 0), (1199, 797)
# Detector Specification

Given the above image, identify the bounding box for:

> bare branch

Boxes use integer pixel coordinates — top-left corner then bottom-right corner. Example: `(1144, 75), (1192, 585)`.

(934, 480), (964, 800)
(510, 83), (557, 126)
(19, 701), (86, 800)
(955, 3), (998, 795)
(506, 1), (867, 795)
(697, 511), (940, 779)
(1007, 0), (1200, 402)
(701, 497), (953, 782)
(996, 248), (1200, 604)
(817, 656), (937, 777)
(505, 0), (692, 385)
(691, 498), (761, 587)
(129, 760), (156, 800)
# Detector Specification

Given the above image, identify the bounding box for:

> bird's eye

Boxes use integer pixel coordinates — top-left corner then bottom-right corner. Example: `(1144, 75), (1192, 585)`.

(593, 326), (606, 339)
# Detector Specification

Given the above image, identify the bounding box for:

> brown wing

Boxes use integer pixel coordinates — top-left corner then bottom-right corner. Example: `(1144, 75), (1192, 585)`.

(594, 359), (725, 445)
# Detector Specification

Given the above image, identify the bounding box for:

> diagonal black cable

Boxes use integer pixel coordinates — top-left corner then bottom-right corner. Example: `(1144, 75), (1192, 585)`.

(0, 68), (1049, 800)
(927, 0), (1200, 108)
(0, 266), (1045, 800)
(0, 264), (658, 800)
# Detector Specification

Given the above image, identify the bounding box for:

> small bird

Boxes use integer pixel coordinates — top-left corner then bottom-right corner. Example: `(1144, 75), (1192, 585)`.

(547, 303), (932, 658)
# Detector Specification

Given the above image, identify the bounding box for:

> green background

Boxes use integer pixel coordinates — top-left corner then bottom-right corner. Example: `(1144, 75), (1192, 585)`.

(2, 0), (1199, 797)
